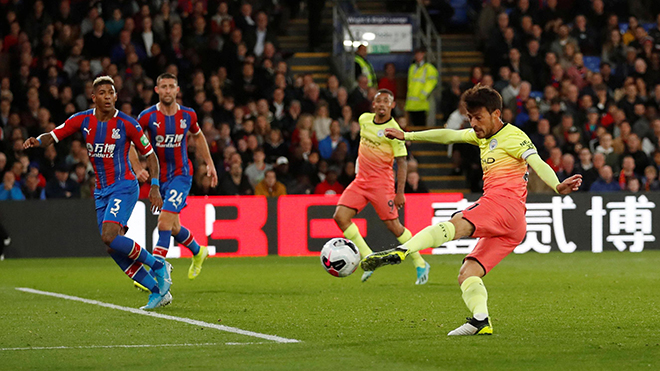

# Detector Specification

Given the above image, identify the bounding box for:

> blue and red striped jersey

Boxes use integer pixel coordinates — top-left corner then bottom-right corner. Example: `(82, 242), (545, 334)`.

(137, 104), (200, 183)
(51, 109), (154, 189)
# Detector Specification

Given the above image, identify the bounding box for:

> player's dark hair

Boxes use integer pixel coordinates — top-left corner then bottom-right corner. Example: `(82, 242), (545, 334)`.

(376, 89), (394, 99)
(156, 72), (178, 85)
(461, 84), (502, 114)
(92, 76), (115, 91)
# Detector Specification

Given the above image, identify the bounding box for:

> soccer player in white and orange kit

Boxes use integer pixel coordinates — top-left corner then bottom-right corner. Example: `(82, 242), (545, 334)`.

(333, 89), (430, 284)
(362, 85), (582, 335)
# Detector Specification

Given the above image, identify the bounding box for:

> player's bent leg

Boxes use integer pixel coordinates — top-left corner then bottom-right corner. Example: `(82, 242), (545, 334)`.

(334, 205), (372, 258)
(154, 211), (177, 260)
(108, 249), (160, 296)
(448, 259), (492, 336)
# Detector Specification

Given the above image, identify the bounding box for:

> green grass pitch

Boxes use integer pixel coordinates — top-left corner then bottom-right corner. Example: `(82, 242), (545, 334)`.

(1, 251), (659, 370)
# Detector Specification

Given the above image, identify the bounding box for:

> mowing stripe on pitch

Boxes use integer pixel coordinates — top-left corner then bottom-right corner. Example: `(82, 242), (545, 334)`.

(1, 342), (268, 351)
(16, 287), (300, 344)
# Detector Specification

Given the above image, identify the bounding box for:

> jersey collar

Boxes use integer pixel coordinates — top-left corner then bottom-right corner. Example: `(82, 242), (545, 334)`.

(373, 115), (393, 125)
(156, 102), (181, 114)
(486, 122), (508, 139)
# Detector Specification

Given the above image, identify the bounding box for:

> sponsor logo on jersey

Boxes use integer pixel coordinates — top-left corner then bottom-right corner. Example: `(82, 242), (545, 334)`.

(155, 133), (184, 148)
(140, 134), (150, 147)
(87, 142), (115, 158)
(83, 127), (91, 135)
(153, 121), (161, 128)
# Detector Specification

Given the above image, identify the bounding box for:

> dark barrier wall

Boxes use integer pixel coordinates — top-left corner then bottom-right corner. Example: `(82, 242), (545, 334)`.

(2, 193), (657, 259)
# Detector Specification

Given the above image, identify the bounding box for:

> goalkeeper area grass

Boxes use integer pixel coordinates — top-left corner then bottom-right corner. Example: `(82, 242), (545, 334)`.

(1, 251), (658, 371)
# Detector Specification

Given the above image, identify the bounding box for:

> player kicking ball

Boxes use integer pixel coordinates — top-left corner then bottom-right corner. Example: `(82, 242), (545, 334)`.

(362, 85), (582, 335)
(24, 76), (172, 310)
(333, 89), (430, 284)
(134, 73), (218, 288)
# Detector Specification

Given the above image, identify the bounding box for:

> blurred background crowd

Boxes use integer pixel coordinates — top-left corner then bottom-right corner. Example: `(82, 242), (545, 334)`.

(1, 0), (660, 201)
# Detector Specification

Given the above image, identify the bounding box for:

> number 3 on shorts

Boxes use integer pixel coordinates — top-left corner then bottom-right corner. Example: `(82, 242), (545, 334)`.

(110, 199), (122, 217)
(168, 189), (183, 209)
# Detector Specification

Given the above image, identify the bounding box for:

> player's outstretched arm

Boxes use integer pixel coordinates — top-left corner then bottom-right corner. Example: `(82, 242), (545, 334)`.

(191, 131), (218, 188)
(23, 133), (55, 149)
(145, 152), (163, 212)
(526, 153), (582, 194)
(394, 156), (407, 209)
(384, 128), (469, 144)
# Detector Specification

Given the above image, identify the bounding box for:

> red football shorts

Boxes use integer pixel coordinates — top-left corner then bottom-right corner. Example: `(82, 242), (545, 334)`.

(337, 180), (398, 220)
(460, 194), (527, 274)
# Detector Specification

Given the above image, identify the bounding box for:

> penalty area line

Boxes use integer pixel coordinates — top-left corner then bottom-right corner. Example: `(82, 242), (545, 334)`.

(15, 287), (300, 344)
(1, 342), (268, 351)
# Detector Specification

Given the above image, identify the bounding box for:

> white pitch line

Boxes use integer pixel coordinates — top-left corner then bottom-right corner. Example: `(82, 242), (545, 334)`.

(16, 287), (300, 344)
(1, 342), (268, 351)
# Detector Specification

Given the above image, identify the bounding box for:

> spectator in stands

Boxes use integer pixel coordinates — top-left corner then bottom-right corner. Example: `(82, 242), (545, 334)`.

(273, 156), (295, 190)
(643, 165), (660, 190)
(319, 120), (348, 160)
(21, 172), (44, 200)
(245, 11), (278, 58)
(44, 164), (79, 199)
(550, 25), (578, 60)
(618, 154), (638, 189)
(338, 161), (356, 188)
(254, 169), (287, 197)
(501, 72), (522, 107)
(624, 133), (650, 177)
(590, 165), (620, 191)
(404, 171), (429, 194)
(602, 29), (626, 68)
(378, 63), (398, 100)
(244, 148), (272, 188)
(475, 0), (504, 49)
(570, 15), (600, 56)
(314, 166), (343, 195)
(404, 47), (438, 127)
(0, 171), (24, 201)
(508, 48), (533, 85)
(626, 177), (641, 192)
(546, 147), (563, 172)
(219, 162), (253, 195)
(312, 102), (332, 141)
(354, 45), (377, 88)
(579, 149), (600, 191)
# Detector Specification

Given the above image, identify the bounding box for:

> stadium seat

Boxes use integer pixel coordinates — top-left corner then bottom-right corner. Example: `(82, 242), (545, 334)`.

(583, 56), (601, 72)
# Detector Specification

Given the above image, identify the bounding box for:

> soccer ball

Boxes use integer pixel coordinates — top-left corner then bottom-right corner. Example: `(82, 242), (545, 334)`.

(320, 238), (361, 277)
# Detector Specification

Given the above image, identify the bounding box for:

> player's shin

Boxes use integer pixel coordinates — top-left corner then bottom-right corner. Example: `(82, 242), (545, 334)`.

(109, 235), (164, 270)
(173, 226), (201, 255)
(402, 221), (456, 255)
(153, 230), (172, 259)
(461, 276), (489, 320)
(343, 223), (372, 257)
(109, 250), (160, 295)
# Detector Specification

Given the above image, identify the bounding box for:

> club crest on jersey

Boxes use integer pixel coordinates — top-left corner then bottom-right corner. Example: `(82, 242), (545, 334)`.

(111, 128), (121, 140)
(377, 129), (384, 137)
(489, 138), (498, 150)
(180, 119), (187, 129)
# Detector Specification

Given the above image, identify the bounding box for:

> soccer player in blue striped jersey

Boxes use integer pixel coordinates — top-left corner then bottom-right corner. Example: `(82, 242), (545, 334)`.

(135, 73), (218, 282)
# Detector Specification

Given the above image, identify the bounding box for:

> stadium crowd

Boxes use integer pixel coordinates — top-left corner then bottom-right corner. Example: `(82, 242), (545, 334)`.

(2, 0), (660, 201)
(445, 0), (660, 193)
